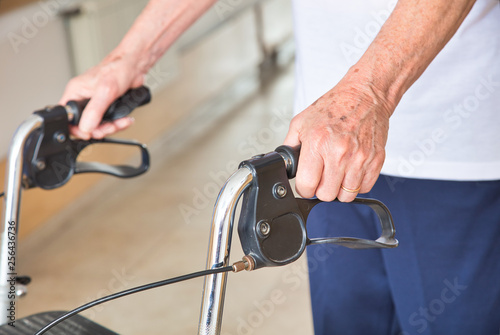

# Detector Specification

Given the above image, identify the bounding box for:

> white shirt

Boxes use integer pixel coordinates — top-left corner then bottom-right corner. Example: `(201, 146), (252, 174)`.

(292, 0), (500, 181)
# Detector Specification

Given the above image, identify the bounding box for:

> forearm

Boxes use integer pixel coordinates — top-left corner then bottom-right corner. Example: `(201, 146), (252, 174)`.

(352, 0), (476, 112)
(61, 0), (217, 138)
(106, 0), (217, 76)
(285, 0), (477, 202)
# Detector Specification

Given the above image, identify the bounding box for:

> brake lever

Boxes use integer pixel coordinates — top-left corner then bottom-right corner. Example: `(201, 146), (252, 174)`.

(22, 86), (151, 190)
(71, 138), (150, 178)
(237, 145), (398, 271)
(296, 198), (398, 249)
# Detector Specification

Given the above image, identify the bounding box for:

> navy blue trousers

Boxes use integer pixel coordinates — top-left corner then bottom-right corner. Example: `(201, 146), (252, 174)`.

(307, 175), (500, 335)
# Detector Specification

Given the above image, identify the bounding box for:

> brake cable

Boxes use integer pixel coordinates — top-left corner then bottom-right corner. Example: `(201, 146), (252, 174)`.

(35, 260), (250, 335)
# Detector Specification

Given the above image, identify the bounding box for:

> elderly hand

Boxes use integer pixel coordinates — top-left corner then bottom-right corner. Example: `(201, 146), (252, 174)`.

(58, 0), (220, 140)
(284, 70), (393, 202)
(59, 53), (146, 140)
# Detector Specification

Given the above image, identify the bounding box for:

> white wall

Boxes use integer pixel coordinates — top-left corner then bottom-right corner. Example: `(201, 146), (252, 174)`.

(0, 0), (292, 159)
(0, 1), (77, 158)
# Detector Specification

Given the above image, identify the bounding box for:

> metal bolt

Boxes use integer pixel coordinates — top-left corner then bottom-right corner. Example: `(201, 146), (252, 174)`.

(273, 183), (287, 198)
(35, 160), (46, 171)
(54, 132), (66, 143)
(16, 284), (28, 298)
(258, 221), (271, 236)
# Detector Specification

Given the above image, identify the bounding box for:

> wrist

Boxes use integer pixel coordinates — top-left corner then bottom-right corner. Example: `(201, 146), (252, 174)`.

(112, 35), (152, 77)
(90, 51), (144, 93)
(101, 40), (149, 85)
(341, 63), (400, 119)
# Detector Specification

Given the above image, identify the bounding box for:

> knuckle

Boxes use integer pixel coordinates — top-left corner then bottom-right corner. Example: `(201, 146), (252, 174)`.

(67, 76), (81, 87)
(360, 175), (376, 192)
(288, 114), (302, 131)
(296, 178), (319, 199)
(373, 150), (386, 166)
(367, 154), (385, 172)
(296, 179), (317, 196)
(316, 188), (336, 202)
(359, 183), (374, 194)
(337, 193), (356, 203)
(65, 78), (83, 94)
(296, 186), (315, 199)
(353, 149), (370, 165)
(100, 82), (119, 97)
(362, 148), (385, 170)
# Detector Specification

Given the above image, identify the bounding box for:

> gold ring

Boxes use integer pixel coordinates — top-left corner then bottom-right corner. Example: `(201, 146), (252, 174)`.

(341, 185), (361, 193)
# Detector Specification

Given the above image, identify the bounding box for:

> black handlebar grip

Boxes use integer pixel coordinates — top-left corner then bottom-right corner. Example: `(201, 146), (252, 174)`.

(275, 144), (301, 179)
(67, 86), (151, 125)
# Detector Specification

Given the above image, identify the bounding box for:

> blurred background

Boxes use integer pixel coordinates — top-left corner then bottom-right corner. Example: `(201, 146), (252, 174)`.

(0, 0), (313, 334)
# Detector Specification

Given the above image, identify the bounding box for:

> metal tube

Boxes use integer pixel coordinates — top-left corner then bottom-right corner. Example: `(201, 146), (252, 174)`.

(198, 167), (253, 335)
(0, 114), (43, 324)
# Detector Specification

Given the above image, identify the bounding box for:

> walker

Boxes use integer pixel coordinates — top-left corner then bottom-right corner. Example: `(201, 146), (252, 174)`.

(0, 88), (398, 334)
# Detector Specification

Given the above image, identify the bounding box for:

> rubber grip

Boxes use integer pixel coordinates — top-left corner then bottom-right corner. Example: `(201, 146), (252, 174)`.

(275, 144), (301, 179)
(67, 86), (151, 125)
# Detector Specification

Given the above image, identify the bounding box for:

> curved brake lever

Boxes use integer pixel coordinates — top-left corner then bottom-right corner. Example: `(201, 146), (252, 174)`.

(72, 138), (150, 179)
(296, 198), (398, 249)
(23, 87), (151, 190)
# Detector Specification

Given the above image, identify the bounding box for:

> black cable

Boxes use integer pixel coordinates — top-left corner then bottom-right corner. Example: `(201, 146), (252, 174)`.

(0, 192), (4, 198)
(35, 266), (234, 335)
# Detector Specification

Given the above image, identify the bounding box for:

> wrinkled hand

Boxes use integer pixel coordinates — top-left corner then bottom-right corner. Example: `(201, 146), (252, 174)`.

(59, 53), (145, 139)
(284, 74), (393, 202)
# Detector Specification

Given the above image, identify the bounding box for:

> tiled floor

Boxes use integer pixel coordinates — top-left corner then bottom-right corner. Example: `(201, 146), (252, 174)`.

(17, 63), (314, 334)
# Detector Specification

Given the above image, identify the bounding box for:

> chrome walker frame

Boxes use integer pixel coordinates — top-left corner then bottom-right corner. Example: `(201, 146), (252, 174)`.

(0, 116), (256, 334)
(1, 114), (397, 335)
